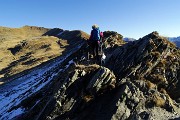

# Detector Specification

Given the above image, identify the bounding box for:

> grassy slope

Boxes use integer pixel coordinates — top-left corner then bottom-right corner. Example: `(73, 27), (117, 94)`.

(0, 26), (89, 80)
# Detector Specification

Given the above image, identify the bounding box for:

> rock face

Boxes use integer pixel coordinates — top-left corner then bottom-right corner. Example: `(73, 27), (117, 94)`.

(102, 31), (125, 63)
(103, 31), (125, 47)
(0, 30), (180, 120)
(19, 64), (117, 120)
(105, 31), (180, 119)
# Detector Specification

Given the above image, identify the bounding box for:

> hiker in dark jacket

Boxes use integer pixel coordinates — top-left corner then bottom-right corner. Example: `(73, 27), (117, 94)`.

(88, 24), (102, 60)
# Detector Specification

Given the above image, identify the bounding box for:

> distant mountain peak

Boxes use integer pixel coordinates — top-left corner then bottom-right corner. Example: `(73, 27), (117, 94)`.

(168, 36), (180, 47)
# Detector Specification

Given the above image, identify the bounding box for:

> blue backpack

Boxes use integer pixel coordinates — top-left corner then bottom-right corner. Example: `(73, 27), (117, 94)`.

(91, 28), (100, 41)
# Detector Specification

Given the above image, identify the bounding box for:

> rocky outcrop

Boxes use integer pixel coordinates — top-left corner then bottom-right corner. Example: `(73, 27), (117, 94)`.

(106, 32), (180, 95)
(103, 31), (125, 48)
(19, 64), (116, 120)
(102, 31), (125, 63)
(105, 31), (180, 119)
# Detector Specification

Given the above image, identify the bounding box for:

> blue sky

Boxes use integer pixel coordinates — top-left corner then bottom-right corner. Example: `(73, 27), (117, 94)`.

(0, 0), (179, 39)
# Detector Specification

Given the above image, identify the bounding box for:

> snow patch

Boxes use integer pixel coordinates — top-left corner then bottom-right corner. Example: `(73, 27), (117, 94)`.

(0, 43), (84, 119)
(57, 31), (64, 36)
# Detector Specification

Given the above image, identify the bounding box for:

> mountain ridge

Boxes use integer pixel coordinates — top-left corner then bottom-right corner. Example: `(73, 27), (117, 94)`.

(0, 26), (179, 119)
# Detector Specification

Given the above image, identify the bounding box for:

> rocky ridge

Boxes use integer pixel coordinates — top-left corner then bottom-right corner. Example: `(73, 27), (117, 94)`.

(0, 29), (179, 120)
(12, 31), (180, 120)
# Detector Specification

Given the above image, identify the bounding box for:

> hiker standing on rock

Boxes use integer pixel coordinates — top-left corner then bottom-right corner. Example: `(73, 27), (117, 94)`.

(88, 24), (103, 61)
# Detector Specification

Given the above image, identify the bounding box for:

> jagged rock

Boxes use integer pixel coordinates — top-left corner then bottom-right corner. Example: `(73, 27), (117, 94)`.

(106, 32), (179, 89)
(102, 31), (125, 63)
(86, 66), (116, 94)
(22, 65), (117, 120)
(104, 31), (180, 118)
(103, 31), (124, 48)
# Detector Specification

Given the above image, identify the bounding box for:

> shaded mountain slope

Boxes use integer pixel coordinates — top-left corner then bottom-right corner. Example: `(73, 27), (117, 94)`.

(43, 28), (63, 37)
(0, 40), (87, 119)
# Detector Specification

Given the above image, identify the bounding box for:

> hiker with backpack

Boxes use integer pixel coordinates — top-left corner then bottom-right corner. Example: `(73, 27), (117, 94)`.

(87, 24), (103, 62)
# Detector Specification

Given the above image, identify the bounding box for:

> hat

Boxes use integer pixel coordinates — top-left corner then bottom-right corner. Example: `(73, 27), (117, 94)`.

(92, 24), (99, 29)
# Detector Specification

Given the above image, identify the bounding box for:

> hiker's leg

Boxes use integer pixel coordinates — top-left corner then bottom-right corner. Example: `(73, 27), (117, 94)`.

(88, 46), (92, 59)
(91, 43), (96, 58)
(89, 45), (93, 57)
(95, 42), (99, 61)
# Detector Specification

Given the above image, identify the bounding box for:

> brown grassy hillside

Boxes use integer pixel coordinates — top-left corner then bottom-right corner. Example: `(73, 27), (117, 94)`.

(0, 26), (89, 80)
(0, 25), (49, 41)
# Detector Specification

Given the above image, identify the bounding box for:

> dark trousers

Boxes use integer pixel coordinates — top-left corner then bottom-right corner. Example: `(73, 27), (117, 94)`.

(89, 40), (99, 60)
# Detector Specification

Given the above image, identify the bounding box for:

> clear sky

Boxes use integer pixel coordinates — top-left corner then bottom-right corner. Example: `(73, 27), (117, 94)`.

(0, 0), (179, 39)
